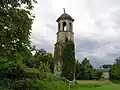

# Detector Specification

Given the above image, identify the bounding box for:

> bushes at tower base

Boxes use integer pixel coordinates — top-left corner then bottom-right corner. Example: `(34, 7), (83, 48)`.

(0, 78), (68, 90)
(0, 54), (68, 90)
(61, 40), (75, 81)
(27, 80), (68, 90)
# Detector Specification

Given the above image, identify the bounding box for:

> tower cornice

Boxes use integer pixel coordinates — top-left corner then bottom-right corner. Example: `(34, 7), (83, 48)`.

(56, 31), (74, 35)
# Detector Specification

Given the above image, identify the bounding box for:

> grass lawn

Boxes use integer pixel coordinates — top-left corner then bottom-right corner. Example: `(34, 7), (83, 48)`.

(71, 80), (120, 90)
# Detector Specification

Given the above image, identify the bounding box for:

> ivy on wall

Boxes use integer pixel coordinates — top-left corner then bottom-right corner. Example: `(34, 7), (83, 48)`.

(61, 38), (75, 81)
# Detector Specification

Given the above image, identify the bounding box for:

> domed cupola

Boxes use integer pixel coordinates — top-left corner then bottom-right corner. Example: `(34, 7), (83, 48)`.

(56, 8), (74, 22)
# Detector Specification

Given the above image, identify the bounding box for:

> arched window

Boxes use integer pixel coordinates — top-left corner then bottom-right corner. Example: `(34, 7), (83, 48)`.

(69, 23), (72, 31)
(63, 22), (67, 31)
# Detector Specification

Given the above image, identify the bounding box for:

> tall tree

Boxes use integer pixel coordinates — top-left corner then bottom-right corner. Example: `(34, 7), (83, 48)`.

(0, 0), (37, 57)
(81, 58), (93, 80)
(0, 0), (37, 89)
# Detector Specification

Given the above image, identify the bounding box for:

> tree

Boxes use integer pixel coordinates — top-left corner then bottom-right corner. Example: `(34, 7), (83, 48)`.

(0, 0), (37, 89)
(33, 49), (54, 72)
(0, 1), (69, 90)
(81, 58), (93, 80)
(61, 40), (75, 81)
(90, 69), (102, 80)
(75, 60), (83, 80)
(75, 58), (102, 80)
(109, 58), (120, 80)
(0, 0), (37, 57)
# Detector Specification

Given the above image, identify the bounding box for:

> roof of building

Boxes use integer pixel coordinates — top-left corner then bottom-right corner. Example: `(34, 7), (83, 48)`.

(56, 8), (74, 22)
(101, 68), (110, 72)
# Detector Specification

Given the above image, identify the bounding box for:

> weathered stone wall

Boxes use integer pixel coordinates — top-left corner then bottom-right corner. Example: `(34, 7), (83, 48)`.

(57, 31), (74, 43)
(54, 43), (64, 76)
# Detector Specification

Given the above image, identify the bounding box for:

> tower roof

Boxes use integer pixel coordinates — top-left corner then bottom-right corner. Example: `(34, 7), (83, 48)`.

(56, 8), (74, 22)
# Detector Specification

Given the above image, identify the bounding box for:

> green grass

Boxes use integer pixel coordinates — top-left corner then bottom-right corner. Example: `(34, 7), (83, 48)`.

(71, 80), (120, 90)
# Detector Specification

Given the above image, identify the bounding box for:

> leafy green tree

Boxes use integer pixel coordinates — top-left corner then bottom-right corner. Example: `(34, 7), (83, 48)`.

(109, 58), (120, 80)
(61, 40), (75, 81)
(81, 58), (93, 80)
(0, 0), (69, 90)
(0, 0), (37, 57)
(75, 60), (83, 80)
(75, 58), (102, 80)
(33, 49), (54, 72)
(91, 69), (102, 80)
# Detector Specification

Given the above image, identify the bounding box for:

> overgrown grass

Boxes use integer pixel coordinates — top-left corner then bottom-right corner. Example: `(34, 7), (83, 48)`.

(71, 80), (120, 90)
(38, 81), (69, 90)
(27, 79), (69, 90)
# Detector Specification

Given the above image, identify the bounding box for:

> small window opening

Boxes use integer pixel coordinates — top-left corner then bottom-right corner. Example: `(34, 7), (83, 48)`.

(63, 22), (67, 31)
(58, 23), (60, 30)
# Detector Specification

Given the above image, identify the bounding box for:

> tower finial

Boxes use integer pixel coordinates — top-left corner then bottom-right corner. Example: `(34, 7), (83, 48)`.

(63, 8), (65, 13)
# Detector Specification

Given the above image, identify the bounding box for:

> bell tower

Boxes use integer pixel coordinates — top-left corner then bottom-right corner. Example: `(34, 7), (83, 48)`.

(54, 9), (74, 76)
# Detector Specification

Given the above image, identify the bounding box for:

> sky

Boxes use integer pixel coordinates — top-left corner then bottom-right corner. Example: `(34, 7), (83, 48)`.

(31, 0), (120, 68)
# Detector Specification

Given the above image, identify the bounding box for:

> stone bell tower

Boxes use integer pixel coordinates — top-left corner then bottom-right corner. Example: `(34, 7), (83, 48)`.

(54, 8), (74, 76)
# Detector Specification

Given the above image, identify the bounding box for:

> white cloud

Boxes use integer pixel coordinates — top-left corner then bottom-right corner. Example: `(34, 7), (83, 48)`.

(31, 0), (120, 67)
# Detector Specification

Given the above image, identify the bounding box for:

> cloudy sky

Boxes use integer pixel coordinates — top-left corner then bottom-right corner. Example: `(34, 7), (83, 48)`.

(31, 0), (120, 67)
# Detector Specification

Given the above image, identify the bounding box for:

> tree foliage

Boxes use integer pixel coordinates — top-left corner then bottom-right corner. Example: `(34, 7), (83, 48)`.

(0, 53), (67, 90)
(0, 0), (37, 56)
(34, 49), (54, 72)
(109, 58), (120, 80)
(81, 58), (93, 80)
(75, 58), (102, 80)
(0, 0), (68, 90)
(61, 40), (75, 81)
